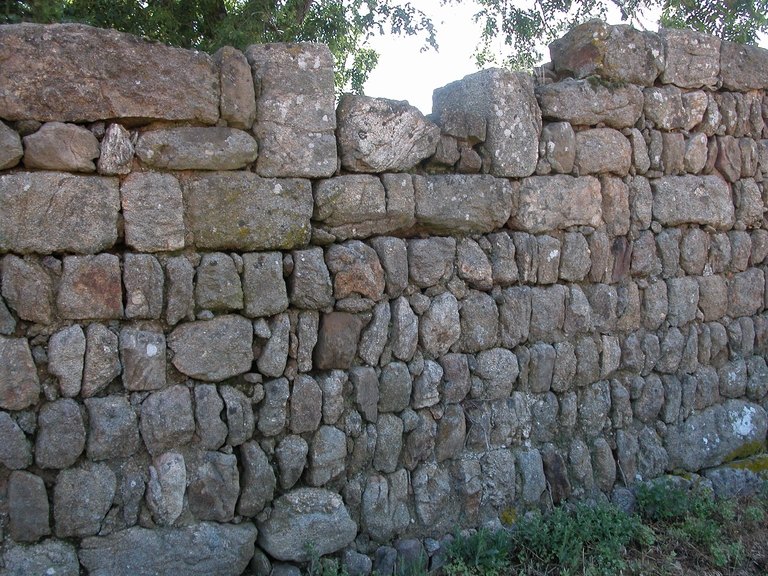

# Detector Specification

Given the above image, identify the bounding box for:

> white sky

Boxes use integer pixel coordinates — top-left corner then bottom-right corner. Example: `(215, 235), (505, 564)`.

(363, 0), (766, 115)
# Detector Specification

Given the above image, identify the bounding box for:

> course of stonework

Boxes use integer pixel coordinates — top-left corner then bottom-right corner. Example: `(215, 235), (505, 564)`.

(1, 18), (768, 576)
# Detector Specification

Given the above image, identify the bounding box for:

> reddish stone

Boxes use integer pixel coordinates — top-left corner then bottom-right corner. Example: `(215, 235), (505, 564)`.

(313, 312), (363, 370)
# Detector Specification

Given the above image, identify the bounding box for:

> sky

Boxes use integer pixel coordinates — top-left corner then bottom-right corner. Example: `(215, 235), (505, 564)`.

(362, 1), (765, 115)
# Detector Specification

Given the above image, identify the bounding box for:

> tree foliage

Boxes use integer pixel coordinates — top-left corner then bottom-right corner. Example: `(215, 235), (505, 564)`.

(0, 0), (437, 93)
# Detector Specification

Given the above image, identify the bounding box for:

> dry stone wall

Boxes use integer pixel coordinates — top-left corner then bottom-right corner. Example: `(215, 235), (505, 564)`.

(1, 18), (768, 576)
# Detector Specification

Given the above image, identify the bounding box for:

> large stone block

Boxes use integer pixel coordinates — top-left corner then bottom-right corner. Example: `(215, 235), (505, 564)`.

(121, 172), (186, 252)
(550, 19), (664, 86)
(246, 42), (336, 178)
(0, 172), (119, 254)
(79, 522), (258, 576)
(54, 462), (116, 537)
(168, 315), (253, 382)
(2, 539), (79, 576)
(574, 128), (631, 176)
(413, 174), (515, 234)
(659, 28), (720, 88)
(0, 23), (219, 123)
(665, 400), (768, 470)
(511, 175), (601, 233)
(535, 77), (643, 128)
(183, 172), (312, 251)
(136, 127), (258, 170)
(337, 95), (439, 172)
(720, 41), (768, 92)
(651, 175), (735, 229)
(432, 68), (541, 177)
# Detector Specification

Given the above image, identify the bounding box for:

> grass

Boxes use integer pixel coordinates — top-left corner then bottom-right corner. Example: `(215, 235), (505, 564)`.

(438, 479), (768, 576)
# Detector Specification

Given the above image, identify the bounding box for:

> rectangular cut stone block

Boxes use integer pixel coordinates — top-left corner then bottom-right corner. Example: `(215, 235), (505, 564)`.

(183, 172), (312, 250)
(651, 175), (735, 229)
(511, 175), (602, 234)
(413, 174), (515, 234)
(246, 42), (337, 178)
(720, 41), (768, 92)
(0, 23), (219, 123)
(659, 28), (720, 89)
(121, 172), (185, 253)
(432, 68), (541, 177)
(0, 172), (119, 254)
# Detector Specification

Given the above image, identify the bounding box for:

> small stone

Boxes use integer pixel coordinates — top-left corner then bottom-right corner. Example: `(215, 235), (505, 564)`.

(139, 385), (195, 456)
(23, 121), (100, 171)
(195, 252), (243, 311)
(165, 256), (195, 325)
(187, 451), (240, 522)
(119, 327), (166, 391)
(243, 252), (288, 318)
(146, 451), (186, 526)
(2, 539), (79, 576)
(314, 312), (363, 370)
(275, 435), (309, 490)
(0, 254), (55, 324)
(289, 247), (334, 310)
(97, 122), (134, 175)
(8, 470), (50, 542)
(220, 385), (255, 445)
(258, 377), (290, 437)
(0, 119), (23, 169)
(123, 253), (164, 319)
(82, 323), (121, 397)
(85, 395), (141, 460)
(54, 462), (116, 537)
(35, 398), (85, 469)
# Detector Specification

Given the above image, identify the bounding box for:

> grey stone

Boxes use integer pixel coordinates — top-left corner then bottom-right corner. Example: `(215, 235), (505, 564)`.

(574, 128), (631, 176)
(747, 355), (768, 401)
(592, 437), (617, 492)
(242, 252), (288, 318)
(275, 435), (309, 490)
(85, 395), (141, 460)
(729, 230), (752, 272)
(684, 132), (708, 173)
(403, 411), (437, 469)
(375, 413), (404, 472)
(1, 539), (79, 576)
(728, 268), (765, 317)
(97, 122), (134, 175)
(0, 294), (16, 335)
(457, 238), (493, 290)
(121, 172), (185, 252)
(307, 425), (348, 486)
(643, 85), (686, 130)
(119, 328), (166, 391)
(550, 20), (664, 86)
(289, 247), (334, 309)
(680, 227), (709, 275)
(660, 27), (720, 88)
(23, 121), (100, 171)
(536, 77), (643, 128)
(0, 411), (32, 469)
(733, 178), (764, 228)
(704, 465), (765, 499)
(79, 522), (258, 576)
(139, 385), (195, 456)
(512, 175), (602, 233)
(370, 236), (409, 298)
(363, 473), (410, 544)
(697, 275), (727, 322)
(665, 400), (768, 470)
(413, 174), (514, 234)
(629, 128), (651, 174)
(47, 324), (85, 397)
(411, 463), (457, 535)
(720, 41), (768, 92)
(717, 135), (742, 182)
(194, 384), (227, 450)
(412, 360), (442, 409)
(326, 240), (385, 301)
(565, 284), (593, 335)
(359, 301), (390, 366)
(518, 449), (546, 504)
(499, 286), (532, 348)
(54, 462), (116, 537)
(408, 237), (456, 288)
(0, 172), (119, 254)
(214, 46), (257, 130)
(633, 374), (665, 423)
(530, 284), (566, 340)
(8, 470), (50, 542)
(258, 377), (290, 437)
(631, 231), (661, 277)
(0, 254), (55, 324)
(35, 398), (85, 469)
(667, 277), (699, 327)
(136, 127), (257, 170)
(246, 42), (336, 178)
(257, 313), (290, 378)
(337, 95), (439, 172)
(390, 297), (419, 362)
(601, 175), (630, 236)
(559, 233), (591, 282)
(719, 359), (748, 398)
(169, 315), (253, 381)
(459, 290), (499, 353)
(188, 451), (240, 522)
(377, 361), (411, 414)
(435, 405), (466, 462)
(220, 385), (255, 445)
(297, 310), (319, 372)
(0, 22), (219, 123)
(258, 488), (355, 562)
(165, 256), (195, 325)
(343, 550), (373, 576)
(290, 374), (323, 434)
(123, 254), (164, 319)
(82, 323), (121, 397)
(184, 172), (312, 250)
(536, 235), (561, 284)
(487, 232), (518, 286)
(0, 120), (23, 169)
(195, 252), (243, 311)
(652, 175), (735, 229)
(474, 348), (519, 400)
(432, 68), (541, 177)
(146, 451), (186, 526)
(416, 292), (459, 358)
(57, 254), (123, 319)
(316, 370), (345, 425)
(537, 121), (576, 174)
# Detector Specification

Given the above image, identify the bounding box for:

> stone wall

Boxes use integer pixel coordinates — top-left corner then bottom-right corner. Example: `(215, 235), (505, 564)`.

(1, 18), (768, 576)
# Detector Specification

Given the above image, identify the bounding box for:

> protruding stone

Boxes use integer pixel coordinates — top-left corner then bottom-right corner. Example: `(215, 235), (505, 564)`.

(659, 28), (720, 88)
(275, 435), (309, 490)
(23, 122), (100, 171)
(257, 488), (356, 562)
(246, 42), (336, 178)
(574, 128), (631, 176)
(195, 252), (243, 311)
(243, 252), (288, 317)
(720, 41), (768, 92)
(97, 122), (134, 175)
(337, 95), (440, 172)
(0, 172), (119, 255)
(0, 120), (23, 169)
(289, 247), (334, 309)
(168, 315), (253, 381)
(651, 175), (735, 229)
(187, 451), (240, 522)
(314, 312), (363, 370)
(420, 292), (461, 358)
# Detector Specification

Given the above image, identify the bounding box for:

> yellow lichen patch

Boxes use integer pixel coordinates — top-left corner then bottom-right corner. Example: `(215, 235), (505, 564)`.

(722, 441), (767, 464)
